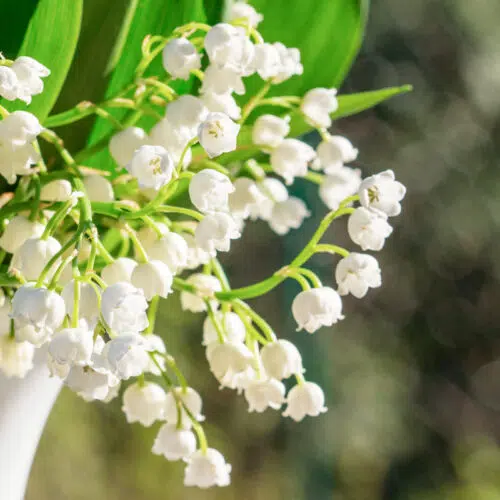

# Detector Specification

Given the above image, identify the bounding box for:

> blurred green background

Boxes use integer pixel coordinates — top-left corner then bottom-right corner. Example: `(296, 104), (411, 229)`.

(0, 0), (498, 498)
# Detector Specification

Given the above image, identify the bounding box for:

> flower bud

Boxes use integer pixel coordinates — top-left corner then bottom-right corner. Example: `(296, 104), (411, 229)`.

(122, 381), (166, 426)
(291, 287), (344, 334)
(126, 145), (175, 191)
(336, 253), (382, 298)
(252, 114), (290, 149)
(195, 212), (241, 253)
(40, 179), (72, 201)
(147, 232), (189, 273)
(358, 169), (406, 217)
(282, 381), (327, 421)
(301, 87), (338, 128)
(184, 448), (231, 488)
(244, 378), (285, 413)
(109, 126), (148, 167)
(11, 236), (62, 281)
(11, 285), (66, 346)
(0, 215), (44, 254)
(347, 207), (393, 251)
(180, 274), (222, 313)
(83, 175), (114, 203)
(131, 260), (173, 300)
(260, 339), (303, 380)
(198, 112), (240, 158)
(162, 38), (201, 80)
(189, 169), (234, 213)
(153, 424), (197, 461)
(104, 333), (150, 379)
(101, 282), (149, 334)
(164, 386), (204, 428)
(270, 138), (316, 185)
(101, 257), (137, 285)
(268, 197), (310, 235)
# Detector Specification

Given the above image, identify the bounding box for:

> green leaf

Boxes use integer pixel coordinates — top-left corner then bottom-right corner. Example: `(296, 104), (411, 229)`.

(7, 0), (84, 121)
(85, 0), (207, 173)
(250, 0), (369, 95)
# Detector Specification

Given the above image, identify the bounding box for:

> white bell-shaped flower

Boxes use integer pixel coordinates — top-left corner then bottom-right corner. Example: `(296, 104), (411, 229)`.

(291, 287), (344, 334)
(11, 285), (66, 346)
(162, 38), (201, 80)
(122, 381), (166, 426)
(101, 257), (137, 285)
(153, 424), (197, 461)
(206, 341), (254, 387)
(195, 212), (241, 253)
(61, 280), (100, 322)
(228, 177), (264, 219)
(40, 179), (72, 201)
(0, 141), (40, 184)
(164, 386), (205, 428)
(198, 112), (240, 158)
(137, 222), (170, 251)
(147, 232), (189, 273)
(204, 23), (254, 74)
(11, 236), (61, 281)
(301, 87), (338, 128)
(203, 311), (246, 345)
(0, 291), (11, 336)
(0, 111), (43, 146)
(83, 175), (114, 203)
(336, 253), (382, 298)
(273, 43), (303, 83)
(0, 215), (44, 254)
(184, 448), (231, 488)
(282, 381), (327, 421)
(201, 91), (241, 121)
(180, 274), (222, 313)
(260, 339), (303, 380)
(244, 378), (286, 413)
(248, 177), (289, 221)
(182, 233), (214, 270)
(252, 114), (290, 149)
(101, 282), (149, 334)
(348, 207), (393, 251)
(0, 335), (35, 378)
(65, 360), (119, 402)
(229, 2), (263, 27)
(201, 65), (245, 95)
(149, 118), (194, 167)
(269, 197), (310, 235)
(316, 135), (358, 173)
(126, 145), (175, 191)
(47, 326), (94, 377)
(104, 333), (150, 379)
(131, 260), (173, 300)
(189, 169), (234, 213)
(166, 95), (208, 140)
(319, 167), (362, 210)
(253, 43), (281, 80)
(270, 138), (316, 185)
(10, 56), (50, 104)
(358, 169), (406, 217)
(109, 126), (148, 167)
(0, 66), (19, 101)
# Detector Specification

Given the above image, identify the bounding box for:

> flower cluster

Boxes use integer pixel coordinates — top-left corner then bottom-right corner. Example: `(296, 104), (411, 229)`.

(0, 1), (406, 489)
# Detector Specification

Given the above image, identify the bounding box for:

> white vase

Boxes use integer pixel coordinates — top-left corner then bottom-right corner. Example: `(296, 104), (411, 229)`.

(0, 350), (62, 500)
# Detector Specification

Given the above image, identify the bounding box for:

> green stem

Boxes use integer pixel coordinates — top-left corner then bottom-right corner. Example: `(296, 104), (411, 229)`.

(239, 81), (272, 124)
(146, 295), (159, 334)
(314, 243), (350, 258)
(295, 267), (323, 288)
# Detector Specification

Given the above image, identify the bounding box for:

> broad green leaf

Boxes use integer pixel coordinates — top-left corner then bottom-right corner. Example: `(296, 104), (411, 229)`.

(7, 0), (84, 121)
(85, 0), (207, 174)
(249, 0), (369, 95)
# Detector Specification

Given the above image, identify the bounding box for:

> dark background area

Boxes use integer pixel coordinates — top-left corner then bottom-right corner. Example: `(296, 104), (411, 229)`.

(26, 0), (500, 498)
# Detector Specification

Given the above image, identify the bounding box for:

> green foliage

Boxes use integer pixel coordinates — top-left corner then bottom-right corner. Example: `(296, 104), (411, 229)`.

(7, 0), (83, 121)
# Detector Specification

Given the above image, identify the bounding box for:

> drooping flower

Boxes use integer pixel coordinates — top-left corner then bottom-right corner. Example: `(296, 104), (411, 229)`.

(166, 95), (208, 140)
(153, 424), (197, 461)
(180, 274), (222, 313)
(270, 138), (316, 184)
(0, 335), (35, 378)
(268, 197), (310, 235)
(104, 334), (150, 379)
(260, 339), (303, 380)
(203, 311), (246, 345)
(162, 38), (201, 80)
(101, 258), (137, 286)
(146, 232), (189, 273)
(109, 126), (148, 167)
(122, 381), (166, 426)
(244, 378), (286, 413)
(184, 448), (232, 488)
(0, 215), (44, 254)
(347, 207), (393, 251)
(82, 175), (114, 203)
(291, 287), (344, 333)
(61, 280), (100, 323)
(282, 381), (328, 421)
(252, 114), (290, 149)
(198, 112), (240, 158)
(189, 169), (234, 213)
(316, 135), (358, 174)
(195, 212), (241, 253)
(228, 177), (265, 219)
(164, 386), (205, 429)
(319, 167), (362, 210)
(206, 341), (254, 387)
(229, 2), (263, 28)
(9, 56), (50, 104)
(335, 253), (382, 298)
(131, 260), (173, 300)
(301, 88), (338, 128)
(126, 145), (175, 191)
